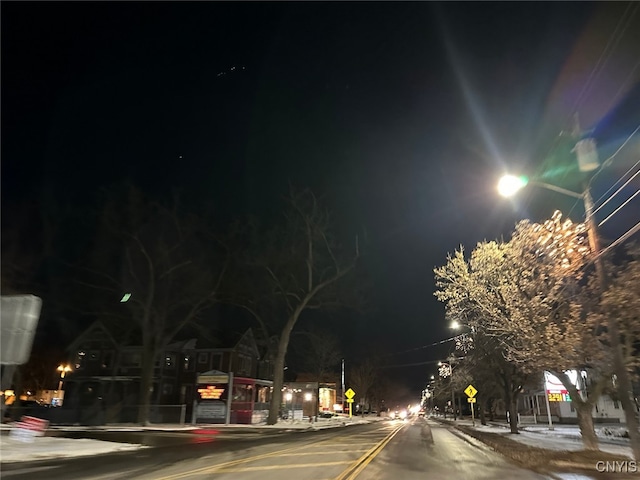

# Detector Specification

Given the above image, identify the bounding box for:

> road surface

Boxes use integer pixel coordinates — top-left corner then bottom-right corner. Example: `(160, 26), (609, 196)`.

(0, 418), (578, 479)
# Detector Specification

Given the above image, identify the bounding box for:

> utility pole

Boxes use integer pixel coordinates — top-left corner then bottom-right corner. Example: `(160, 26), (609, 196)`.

(451, 371), (456, 421)
(341, 358), (345, 413)
(573, 115), (640, 460)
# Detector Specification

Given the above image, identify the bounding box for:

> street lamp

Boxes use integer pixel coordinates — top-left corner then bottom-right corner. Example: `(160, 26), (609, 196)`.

(57, 364), (72, 392)
(498, 174), (584, 200)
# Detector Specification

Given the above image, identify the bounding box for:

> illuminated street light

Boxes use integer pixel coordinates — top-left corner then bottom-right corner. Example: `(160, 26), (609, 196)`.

(497, 174), (529, 197)
(450, 320), (460, 330)
(57, 364), (72, 391)
(497, 174), (583, 199)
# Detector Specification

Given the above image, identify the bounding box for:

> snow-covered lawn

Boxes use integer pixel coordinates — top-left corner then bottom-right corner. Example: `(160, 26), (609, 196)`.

(0, 416), (382, 463)
(454, 420), (634, 460)
(0, 435), (146, 463)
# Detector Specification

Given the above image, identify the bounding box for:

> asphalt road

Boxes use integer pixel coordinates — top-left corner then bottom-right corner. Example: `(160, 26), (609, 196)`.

(0, 419), (562, 479)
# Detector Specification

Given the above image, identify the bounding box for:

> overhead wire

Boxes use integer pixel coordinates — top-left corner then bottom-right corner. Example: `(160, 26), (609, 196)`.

(589, 123), (640, 193)
(598, 183), (640, 227)
(596, 220), (640, 258)
(563, 2), (638, 129)
(376, 335), (457, 358)
(593, 160), (640, 213)
(567, 127), (640, 221)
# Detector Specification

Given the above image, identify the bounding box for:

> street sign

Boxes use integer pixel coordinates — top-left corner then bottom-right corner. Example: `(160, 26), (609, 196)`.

(344, 388), (356, 418)
(464, 384), (477, 398)
(464, 385), (479, 427)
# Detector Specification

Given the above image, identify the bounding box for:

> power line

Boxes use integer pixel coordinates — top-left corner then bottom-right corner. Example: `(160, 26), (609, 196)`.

(564, 2), (639, 128)
(592, 158), (640, 213)
(597, 220), (640, 258)
(379, 359), (444, 369)
(598, 188), (640, 227)
(589, 123), (640, 192)
(377, 335), (457, 358)
(568, 125), (640, 221)
(593, 166), (640, 217)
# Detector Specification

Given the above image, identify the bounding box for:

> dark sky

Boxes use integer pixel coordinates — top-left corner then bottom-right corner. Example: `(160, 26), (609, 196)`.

(3, 2), (639, 394)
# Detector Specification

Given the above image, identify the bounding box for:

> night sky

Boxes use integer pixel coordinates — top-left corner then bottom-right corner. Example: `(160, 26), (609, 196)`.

(2, 2), (639, 394)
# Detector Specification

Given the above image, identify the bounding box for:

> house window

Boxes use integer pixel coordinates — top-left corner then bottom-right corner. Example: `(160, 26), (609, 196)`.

(198, 353), (208, 365)
(165, 354), (176, 369)
(75, 350), (86, 370)
(122, 352), (141, 367)
(237, 355), (252, 376)
(232, 384), (252, 402)
(183, 355), (194, 371)
(613, 399), (620, 409)
(102, 351), (114, 369)
(211, 353), (222, 371)
(256, 385), (269, 403)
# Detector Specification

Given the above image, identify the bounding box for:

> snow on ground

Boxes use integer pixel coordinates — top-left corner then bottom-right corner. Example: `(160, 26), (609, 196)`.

(0, 416), (381, 463)
(454, 420), (634, 459)
(0, 435), (146, 463)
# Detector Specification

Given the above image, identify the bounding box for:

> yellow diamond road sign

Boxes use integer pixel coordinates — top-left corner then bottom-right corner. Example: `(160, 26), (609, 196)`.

(464, 384), (478, 398)
(345, 388), (356, 399)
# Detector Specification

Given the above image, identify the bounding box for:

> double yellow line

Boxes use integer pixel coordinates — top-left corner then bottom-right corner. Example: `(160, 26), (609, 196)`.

(157, 442), (310, 479)
(334, 423), (405, 480)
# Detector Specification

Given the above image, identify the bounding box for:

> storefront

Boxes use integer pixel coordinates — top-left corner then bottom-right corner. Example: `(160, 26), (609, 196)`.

(194, 371), (272, 424)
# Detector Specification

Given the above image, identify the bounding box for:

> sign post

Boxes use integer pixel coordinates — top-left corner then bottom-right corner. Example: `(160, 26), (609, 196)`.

(1, 295), (42, 419)
(464, 384), (478, 426)
(195, 370), (232, 424)
(345, 388), (355, 418)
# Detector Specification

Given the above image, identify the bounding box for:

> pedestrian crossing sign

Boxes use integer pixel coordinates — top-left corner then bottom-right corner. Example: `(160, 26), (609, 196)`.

(464, 384), (477, 398)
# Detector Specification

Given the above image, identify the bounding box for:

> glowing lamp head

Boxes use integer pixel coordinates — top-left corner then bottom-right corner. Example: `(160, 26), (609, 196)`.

(497, 175), (529, 197)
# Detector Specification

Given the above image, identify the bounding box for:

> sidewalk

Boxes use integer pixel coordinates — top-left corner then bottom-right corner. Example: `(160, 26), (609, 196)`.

(436, 417), (634, 461)
(0, 415), (385, 464)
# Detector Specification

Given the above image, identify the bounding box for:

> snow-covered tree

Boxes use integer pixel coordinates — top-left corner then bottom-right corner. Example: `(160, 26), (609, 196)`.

(435, 211), (613, 447)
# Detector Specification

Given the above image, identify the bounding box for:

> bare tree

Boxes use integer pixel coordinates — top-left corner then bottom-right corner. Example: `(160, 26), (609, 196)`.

(76, 185), (230, 424)
(234, 188), (362, 424)
(301, 327), (342, 383)
(349, 359), (378, 412)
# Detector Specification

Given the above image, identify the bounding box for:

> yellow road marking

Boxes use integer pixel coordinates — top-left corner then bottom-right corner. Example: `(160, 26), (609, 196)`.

(275, 449), (370, 456)
(157, 424), (393, 479)
(334, 423), (405, 480)
(214, 461), (352, 473)
(156, 442), (312, 480)
(318, 442), (378, 447)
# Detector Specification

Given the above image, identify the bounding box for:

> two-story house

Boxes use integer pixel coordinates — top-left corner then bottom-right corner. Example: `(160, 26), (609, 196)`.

(56, 320), (274, 425)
